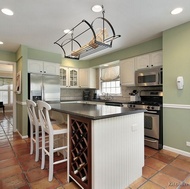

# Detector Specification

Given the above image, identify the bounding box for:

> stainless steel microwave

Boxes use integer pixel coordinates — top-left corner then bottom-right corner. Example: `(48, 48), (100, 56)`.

(135, 66), (162, 86)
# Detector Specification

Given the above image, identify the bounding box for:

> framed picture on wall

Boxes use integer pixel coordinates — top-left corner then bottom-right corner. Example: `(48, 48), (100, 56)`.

(16, 71), (21, 94)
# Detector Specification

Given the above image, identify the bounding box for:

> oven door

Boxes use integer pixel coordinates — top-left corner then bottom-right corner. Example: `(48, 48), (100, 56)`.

(144, 112), (159, 139)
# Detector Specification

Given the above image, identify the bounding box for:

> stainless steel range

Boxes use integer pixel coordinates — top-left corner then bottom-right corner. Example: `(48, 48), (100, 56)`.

(127, 90), (163, 150)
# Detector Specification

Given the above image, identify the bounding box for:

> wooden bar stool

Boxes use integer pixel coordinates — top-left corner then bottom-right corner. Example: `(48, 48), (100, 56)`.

(37, 100), (68, 181)
(26, 99), (41, 162)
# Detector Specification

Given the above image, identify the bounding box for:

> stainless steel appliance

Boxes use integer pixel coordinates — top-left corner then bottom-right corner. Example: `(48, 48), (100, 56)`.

(127, 90), (163, 149)
(28, 73), (60, 102)
(135, 66), (162, 86)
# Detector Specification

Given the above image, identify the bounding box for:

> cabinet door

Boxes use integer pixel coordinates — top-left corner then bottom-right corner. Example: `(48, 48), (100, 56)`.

(69, 68), (79, 87)
(135, 54), (150, 69)
(60, 67), (69, 87)
(79, 68), (96, 88)
(43, 62), (60, 75)
(150, 51), (162, 67)
(28, 59), (43, 73)
(120, 58), (135, 86)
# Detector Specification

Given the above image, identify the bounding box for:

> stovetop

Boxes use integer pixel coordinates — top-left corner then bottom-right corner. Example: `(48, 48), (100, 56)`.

(127, 101), (162, 106)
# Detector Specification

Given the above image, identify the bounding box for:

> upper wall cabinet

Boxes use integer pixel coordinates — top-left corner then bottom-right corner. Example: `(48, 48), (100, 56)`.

(135, 51), (162, 70)
(120, 58), (136, 86)
(60, 67), (79, 88)
(28, 59), (60, 75)
(79, 68), (96, 88)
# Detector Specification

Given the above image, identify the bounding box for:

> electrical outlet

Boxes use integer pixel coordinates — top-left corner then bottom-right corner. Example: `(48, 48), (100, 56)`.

(186, 141), (190, 146)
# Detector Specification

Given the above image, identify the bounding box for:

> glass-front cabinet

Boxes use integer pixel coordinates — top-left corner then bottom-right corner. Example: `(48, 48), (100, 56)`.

(60, 67), (78, 88)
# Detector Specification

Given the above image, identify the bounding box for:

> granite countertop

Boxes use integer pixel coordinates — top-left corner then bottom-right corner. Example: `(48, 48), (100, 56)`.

(50, 103), (144, 120)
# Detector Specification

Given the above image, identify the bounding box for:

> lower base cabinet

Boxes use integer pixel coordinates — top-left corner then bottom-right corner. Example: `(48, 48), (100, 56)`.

(69, 113), (144, 189)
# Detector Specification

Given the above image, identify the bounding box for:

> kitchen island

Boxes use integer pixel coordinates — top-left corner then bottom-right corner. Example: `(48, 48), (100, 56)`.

(50, 103), (145, 189)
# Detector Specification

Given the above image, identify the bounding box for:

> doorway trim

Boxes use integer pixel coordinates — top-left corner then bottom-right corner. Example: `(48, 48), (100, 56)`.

(0, 60), (16, 132)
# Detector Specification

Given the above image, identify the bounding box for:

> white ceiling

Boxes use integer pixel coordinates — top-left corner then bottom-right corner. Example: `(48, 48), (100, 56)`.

(0, 0), (190, 60)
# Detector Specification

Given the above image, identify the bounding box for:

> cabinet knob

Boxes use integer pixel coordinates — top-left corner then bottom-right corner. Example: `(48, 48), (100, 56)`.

(147, 65), (149, 67)
(151, 65), (153, 67)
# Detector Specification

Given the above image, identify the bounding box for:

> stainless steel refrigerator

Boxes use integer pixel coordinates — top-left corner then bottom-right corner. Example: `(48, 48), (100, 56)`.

(28, 73), (60, 102)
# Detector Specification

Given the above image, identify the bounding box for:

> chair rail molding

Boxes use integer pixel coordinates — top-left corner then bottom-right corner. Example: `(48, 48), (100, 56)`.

(163, 103), (190, 109)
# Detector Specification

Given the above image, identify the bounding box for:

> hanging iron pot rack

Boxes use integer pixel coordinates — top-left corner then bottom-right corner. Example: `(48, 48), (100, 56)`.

(54, 6), (121, 60)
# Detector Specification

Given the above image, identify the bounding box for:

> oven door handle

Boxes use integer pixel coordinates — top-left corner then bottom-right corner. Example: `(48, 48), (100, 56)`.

(145, 110), (158, 114)
(145, 138), (158, 143)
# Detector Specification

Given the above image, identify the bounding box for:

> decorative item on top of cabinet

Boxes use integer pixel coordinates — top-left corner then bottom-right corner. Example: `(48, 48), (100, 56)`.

(69, 115), (91, 189)
(28, 59), (60, 75)
(120, 58), (136, 86)
(60, 67), (79, 88)
(135, 51), (162, 70)
(79, 68), (96, 88)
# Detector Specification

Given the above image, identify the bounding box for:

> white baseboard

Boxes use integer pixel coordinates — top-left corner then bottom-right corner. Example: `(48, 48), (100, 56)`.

(163, 145), (190, 157)
(16, 129), (28, 139)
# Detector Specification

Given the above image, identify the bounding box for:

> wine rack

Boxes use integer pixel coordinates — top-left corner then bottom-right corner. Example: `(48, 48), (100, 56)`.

(69, 115), (91, 189)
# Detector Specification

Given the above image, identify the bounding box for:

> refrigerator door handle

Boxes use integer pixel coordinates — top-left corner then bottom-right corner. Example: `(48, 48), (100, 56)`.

(42, 84), (44, 101)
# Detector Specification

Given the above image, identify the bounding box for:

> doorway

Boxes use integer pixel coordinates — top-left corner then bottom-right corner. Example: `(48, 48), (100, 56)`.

(0, 61), (16, 132)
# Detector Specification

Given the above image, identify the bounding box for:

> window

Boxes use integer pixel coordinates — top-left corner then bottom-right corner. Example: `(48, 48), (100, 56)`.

(0, 78), (13, 105)
(100, 65), (121, 95)
(102, 80), (121, 94)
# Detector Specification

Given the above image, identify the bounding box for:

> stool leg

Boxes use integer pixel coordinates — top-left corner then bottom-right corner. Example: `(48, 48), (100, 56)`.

(41, 129), (45, 169)
(30, 124), (34, 155)
(48, 134), (54, 181)
(35, 127), (39, 162)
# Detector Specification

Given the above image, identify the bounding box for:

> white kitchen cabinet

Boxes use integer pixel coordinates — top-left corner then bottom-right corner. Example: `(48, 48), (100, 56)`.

(60, 67), (79, 88)
(79, 68), (96, 88)
(135, 54), (150, 69)
(28, 59), (60, 75)
(120, 58), (136, 86)
(135, 51), (162, 70)
(149, 51), (162, 67)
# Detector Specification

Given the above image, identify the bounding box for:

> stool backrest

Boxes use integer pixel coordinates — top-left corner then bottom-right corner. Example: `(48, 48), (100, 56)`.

(37, 100), (53, 133)
(26, 99), (38, 127)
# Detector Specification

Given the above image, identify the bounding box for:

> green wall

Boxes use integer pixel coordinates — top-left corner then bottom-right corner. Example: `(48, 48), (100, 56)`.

(0, 50), (16, 62)
(163, 21), (190, 151)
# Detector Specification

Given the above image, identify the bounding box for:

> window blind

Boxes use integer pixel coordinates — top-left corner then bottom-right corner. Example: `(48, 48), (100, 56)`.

(101, 65), (120, 82)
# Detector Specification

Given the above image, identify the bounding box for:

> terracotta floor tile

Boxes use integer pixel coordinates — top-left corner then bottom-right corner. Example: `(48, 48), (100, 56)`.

(10, 139), (27, 146)
(14, 147), (30, 157)
(127, 176), (147, 189)
(177, 155), (190, 163)
(63, 182), (80, 189)
(0, 146), (13, 154)
(183, 176), (190, 188)
(142, 165), (157, 179)
(20, 159), (41, 172)
(0, 150), (15, 161)
(151, 172), (181, 188)
(17, 153), (36, 163)
(145, 157), (167, 171)
(161, 165), (190, 181)
(153, 152), (176, 164)
(55, 169), (68, 185)
(171, 158), (190, 172)
(12, 142), (29, 150)
(0, 157), (18, 169)
(145, 146), (158, 157)
(0, 173), (27, 189)
(0, 165), (22, 179)
(159, 149), (179, 158)
(139, 181), (163, 189)
(26, 167), (48, 183)
(30, 177), (60, 189)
